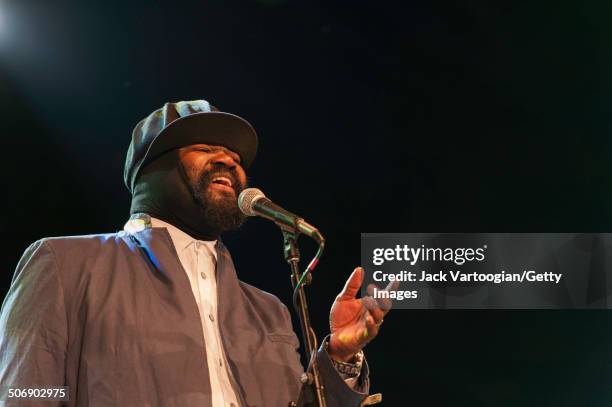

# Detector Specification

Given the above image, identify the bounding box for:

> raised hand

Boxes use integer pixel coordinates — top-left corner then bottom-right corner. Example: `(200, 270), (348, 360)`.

(327, 267), (395, 362)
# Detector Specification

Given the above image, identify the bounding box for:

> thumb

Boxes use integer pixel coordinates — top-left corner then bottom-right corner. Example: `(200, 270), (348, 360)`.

(337, 267), (364, 301)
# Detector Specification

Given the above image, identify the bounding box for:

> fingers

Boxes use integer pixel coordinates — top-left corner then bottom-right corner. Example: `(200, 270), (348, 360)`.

(366, 283), (393, 315)
(382, 280), (399, 316)
(386, 279), (400, 292)
(337, 267), (364, 301)
(368, 307), (385, 325)
(363, 294), (385, 334)
(364, 312), (380, 340)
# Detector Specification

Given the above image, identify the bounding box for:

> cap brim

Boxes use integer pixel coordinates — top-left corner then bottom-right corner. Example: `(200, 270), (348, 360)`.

(144, 111), (258, 169)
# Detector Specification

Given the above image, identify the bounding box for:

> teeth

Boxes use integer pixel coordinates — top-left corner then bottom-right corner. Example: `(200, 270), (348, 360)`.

(212, 176), (232, 187)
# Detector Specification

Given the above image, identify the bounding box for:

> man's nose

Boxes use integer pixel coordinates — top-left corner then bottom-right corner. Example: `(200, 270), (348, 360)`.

(210, 151), (238, 167)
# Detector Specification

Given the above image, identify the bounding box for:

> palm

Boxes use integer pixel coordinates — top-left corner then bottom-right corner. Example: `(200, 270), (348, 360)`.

(330, 296), (371, 354)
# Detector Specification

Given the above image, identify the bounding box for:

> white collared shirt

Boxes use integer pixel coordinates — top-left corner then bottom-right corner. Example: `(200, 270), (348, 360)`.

(150, 217), (240, 407)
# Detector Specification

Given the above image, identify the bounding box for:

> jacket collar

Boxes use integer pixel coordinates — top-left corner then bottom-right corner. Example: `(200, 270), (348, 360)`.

(125, 213), (221, 255)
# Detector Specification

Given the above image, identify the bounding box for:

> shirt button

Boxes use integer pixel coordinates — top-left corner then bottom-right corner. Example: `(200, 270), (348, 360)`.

(219, 358), (223, 367)
(200, 271), (207, 279)
(230, 403), (236, 407)
(209, 313), (215, 322)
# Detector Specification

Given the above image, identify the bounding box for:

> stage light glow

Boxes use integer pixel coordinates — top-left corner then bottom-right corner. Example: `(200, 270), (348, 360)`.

(0, 7), (5, 44)
(0, 3), (17, 50)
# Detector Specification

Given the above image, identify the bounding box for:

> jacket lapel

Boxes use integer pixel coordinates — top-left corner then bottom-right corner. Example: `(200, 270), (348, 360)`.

(128, 226), (215, 405)
(215, 241), (253, 406)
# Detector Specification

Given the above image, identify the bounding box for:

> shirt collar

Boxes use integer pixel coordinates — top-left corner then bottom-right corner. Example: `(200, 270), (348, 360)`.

(124, 213), (218, 260)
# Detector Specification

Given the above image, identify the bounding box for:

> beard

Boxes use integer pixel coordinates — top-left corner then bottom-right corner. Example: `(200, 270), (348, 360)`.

(185, 163), (248, 236)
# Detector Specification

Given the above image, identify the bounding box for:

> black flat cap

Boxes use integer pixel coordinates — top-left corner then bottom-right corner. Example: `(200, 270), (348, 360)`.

(124, 100), (258, 193)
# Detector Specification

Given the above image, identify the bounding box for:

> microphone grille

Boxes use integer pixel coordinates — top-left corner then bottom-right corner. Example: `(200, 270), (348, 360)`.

(238, 188), (266, 216)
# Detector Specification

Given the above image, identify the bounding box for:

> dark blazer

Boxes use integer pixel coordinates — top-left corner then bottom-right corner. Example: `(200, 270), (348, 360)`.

(0, 225), (370, 406)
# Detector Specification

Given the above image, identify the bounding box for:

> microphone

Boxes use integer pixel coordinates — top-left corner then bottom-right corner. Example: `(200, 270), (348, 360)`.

(238, 188), (324, 244)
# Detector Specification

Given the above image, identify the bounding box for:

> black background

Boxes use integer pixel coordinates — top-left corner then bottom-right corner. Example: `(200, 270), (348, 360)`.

(2, 1), (612, 405)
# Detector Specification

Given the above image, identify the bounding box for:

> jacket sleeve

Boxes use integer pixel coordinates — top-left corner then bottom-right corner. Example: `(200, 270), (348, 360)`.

(313, 336), (370, 406)
(0, 240), (68, 406)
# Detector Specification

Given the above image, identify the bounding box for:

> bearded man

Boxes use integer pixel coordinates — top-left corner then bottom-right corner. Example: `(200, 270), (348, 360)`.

(0, 100), (390, 407)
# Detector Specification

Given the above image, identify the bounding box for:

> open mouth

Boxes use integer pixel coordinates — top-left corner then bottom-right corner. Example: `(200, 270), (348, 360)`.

(210, 176), (234, 191)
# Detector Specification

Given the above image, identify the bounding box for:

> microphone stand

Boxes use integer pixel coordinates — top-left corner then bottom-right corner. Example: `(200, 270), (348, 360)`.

(281, 229), (327, 407)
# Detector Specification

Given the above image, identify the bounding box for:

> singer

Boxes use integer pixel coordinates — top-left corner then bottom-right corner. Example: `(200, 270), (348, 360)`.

(0, 100), (391, 407)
